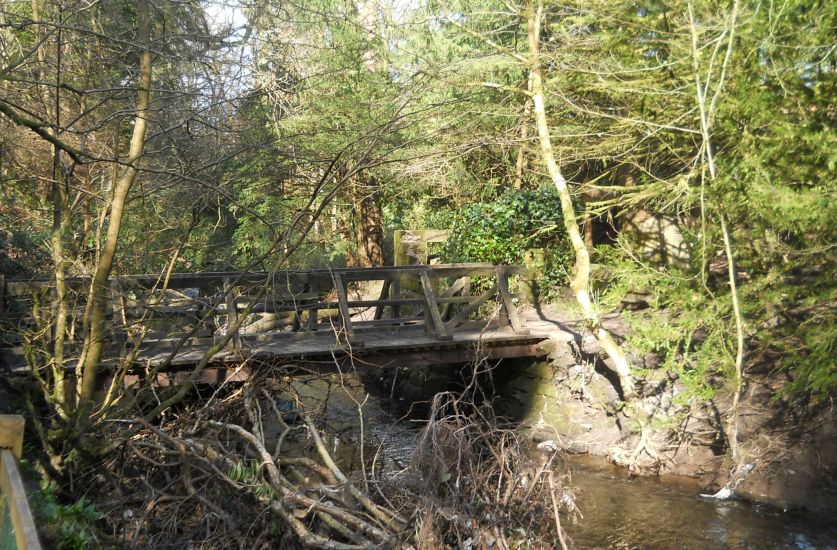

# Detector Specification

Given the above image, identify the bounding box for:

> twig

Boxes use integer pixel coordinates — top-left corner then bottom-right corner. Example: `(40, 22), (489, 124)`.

(548, 472), (570, 550)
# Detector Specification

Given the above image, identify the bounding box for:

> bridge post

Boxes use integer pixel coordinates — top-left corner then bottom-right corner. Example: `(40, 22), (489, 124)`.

(390, 277), (401, 320)
(110, 278), (127, 356)
(495, 267), (525, 333)
(196, 282), (214, 338)
(373, 279), (391, 320)
(307, 304), (319, 331)
(0, 416), (23, 459)
(333, 273), (355, 342)
(0, 415), (43, 550)
(223, 278), (242, 353)
(420, 269), (452, 341)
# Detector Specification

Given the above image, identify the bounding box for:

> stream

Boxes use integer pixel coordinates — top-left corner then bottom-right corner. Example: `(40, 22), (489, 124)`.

(274, 371), (837, 550)
(563, 454), (836, 549)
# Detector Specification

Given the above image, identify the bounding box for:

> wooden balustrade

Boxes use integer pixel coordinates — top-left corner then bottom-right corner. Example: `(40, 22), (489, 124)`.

(0, 264), (528, 363)
(0, 416), (42, 550)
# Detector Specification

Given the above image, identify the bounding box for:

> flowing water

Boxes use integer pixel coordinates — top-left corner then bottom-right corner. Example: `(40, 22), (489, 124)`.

(273, 371), (837, 550)
(563, 455), (836, 550)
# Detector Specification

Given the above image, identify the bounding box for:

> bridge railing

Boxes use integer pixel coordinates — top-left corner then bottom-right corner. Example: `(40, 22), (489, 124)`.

(0, 416), (42, 550)
(1, 263), (528, 365)
(325, 264), (528, 342)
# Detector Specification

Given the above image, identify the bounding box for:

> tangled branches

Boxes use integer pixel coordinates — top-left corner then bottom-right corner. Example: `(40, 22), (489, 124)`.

(81, 359), (579, 549)
(107, 377), (406, 549)
(381, 360), (581, 549)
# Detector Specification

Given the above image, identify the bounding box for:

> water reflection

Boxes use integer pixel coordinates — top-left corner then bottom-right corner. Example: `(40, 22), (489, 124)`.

(564, 455), (837, 550)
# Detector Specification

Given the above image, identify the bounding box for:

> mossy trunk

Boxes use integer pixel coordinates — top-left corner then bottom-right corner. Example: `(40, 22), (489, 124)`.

(526, 2), (635, 399)
(77, 0), (153, 407)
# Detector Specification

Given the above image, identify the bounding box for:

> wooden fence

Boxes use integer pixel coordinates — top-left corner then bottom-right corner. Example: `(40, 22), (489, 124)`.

(0, 416), (42, 549)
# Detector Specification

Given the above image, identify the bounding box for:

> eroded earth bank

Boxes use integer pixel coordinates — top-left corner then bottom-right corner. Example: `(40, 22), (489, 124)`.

(491, 301), (837, 516)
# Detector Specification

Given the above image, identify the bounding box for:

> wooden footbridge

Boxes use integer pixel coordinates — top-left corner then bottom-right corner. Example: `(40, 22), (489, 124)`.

(0, 264), (549, 387)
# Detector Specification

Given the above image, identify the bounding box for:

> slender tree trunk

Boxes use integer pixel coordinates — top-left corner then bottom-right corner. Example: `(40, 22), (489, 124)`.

(720, 216), (744, 459)
(513, 73), (533, 189)
(688, 0), (743, 460)
(352, 1), (386, 267)
(77, 0), (153, 406)
(33, 0), (70, 414)
(526, 2), (635, 398)
(50, 169), (70, 414)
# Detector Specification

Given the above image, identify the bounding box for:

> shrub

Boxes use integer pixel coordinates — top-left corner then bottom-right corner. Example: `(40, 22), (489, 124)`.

(442, 187), (573, 300)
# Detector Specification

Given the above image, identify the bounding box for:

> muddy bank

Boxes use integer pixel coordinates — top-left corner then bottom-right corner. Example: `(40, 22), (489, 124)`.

(492, 302), (837, 516)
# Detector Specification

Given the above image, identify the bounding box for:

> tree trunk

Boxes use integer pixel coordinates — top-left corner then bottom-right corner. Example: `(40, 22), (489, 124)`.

(356, 175), (385, 267)
(526, 2), (635, 399)
(583, 218), (594, 248)
(513, 73), (533, 189)
(76, 0), (153, 406)
(50, 166), (70, 415)
(352, 1), (386, 267)
(33, 0), (71, 415)
(688, 1), (743, 459)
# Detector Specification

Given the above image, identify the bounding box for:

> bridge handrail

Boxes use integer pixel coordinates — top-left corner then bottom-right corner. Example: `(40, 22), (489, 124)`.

(1, 264), (529, 354)
(2, 263), (526, 295)
(0, 416), (42, 550)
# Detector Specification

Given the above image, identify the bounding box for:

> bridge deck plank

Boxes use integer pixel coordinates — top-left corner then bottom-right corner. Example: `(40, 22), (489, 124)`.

(0, 264), (547, 383)
(127, 322), (540, 367)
